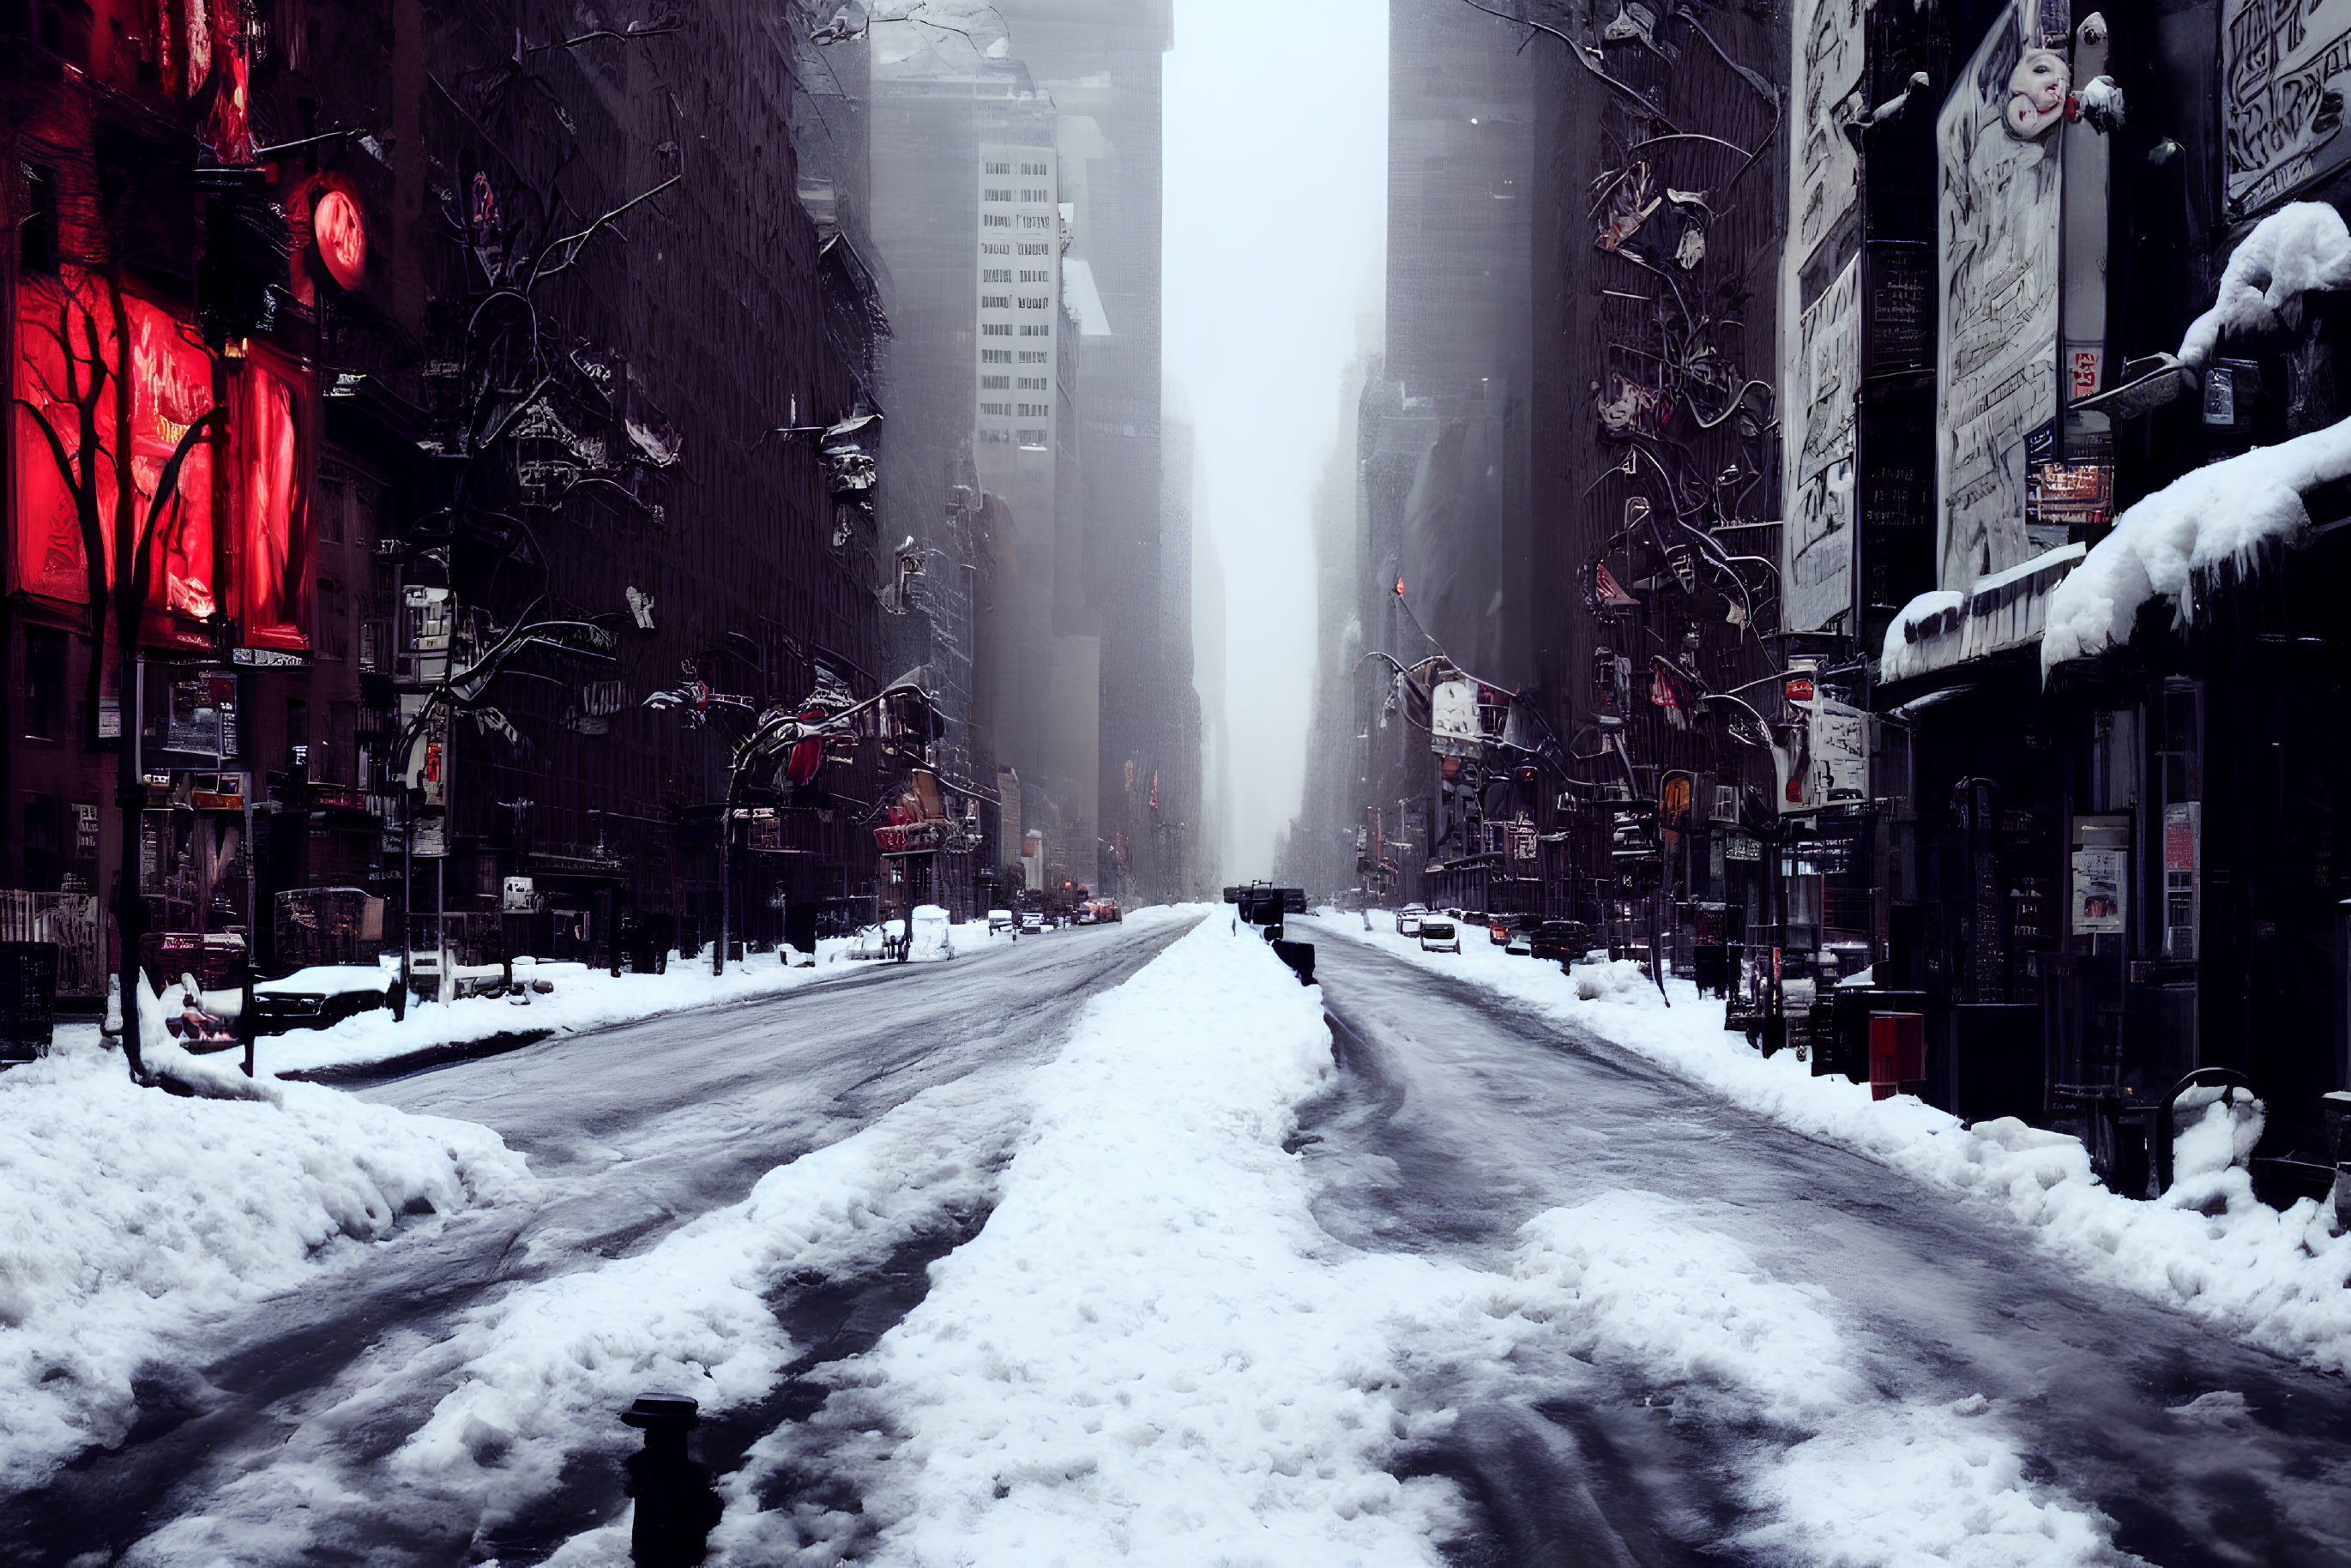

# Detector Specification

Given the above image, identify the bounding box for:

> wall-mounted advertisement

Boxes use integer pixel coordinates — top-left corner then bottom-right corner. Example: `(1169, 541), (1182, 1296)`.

(2222, 0), (2351, 216)
(1935, 0), (2069, 589)
(12, 275), (221, 653)
(234, 348), (312, 654)
(1786, 256), (1861, 631)
(2071, 845), (2125, 933)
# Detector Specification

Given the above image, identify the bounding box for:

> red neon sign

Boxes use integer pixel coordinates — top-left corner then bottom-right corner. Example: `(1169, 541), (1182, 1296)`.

(12, 274), (219, 650)
(232, 348), (311, 653)
(313, 189), (368, 291)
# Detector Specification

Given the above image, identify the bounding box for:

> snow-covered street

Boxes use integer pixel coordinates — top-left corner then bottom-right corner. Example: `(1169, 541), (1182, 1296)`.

(8, 910), (2351, 1565)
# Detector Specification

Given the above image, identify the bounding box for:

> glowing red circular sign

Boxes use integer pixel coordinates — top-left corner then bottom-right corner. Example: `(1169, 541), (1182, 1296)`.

(313, 188), (367, 291)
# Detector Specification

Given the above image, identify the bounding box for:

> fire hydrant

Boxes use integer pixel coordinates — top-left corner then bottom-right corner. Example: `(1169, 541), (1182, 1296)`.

(621, 1392), (721, 1566)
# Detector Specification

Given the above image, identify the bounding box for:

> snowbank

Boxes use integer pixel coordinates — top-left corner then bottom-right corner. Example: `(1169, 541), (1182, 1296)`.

(0, 1028), (534, 1491)
(2176, 202), (2351, 371)
(2040, 417), (2350, 672)
(1318, 916), (2351, 1379)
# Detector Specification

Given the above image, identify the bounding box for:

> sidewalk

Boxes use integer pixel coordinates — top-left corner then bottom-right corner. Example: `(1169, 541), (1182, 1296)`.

(1311, 912), (2351, 1378)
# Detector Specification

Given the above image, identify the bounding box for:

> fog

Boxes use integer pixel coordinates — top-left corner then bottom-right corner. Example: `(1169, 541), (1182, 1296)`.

(1166, 0), (1389, 884)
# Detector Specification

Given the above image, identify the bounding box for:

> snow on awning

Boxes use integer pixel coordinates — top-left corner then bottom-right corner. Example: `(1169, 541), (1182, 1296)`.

(1879, 542), (2085, 684)
(2041, 418), (2351, 674)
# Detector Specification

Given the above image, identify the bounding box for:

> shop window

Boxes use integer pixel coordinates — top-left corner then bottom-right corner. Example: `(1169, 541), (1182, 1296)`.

(22, 624), (64, 739)
(317, 474), (346, 544)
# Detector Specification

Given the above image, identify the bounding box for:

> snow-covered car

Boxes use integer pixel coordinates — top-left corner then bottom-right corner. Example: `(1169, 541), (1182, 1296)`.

(251, 966), (400, 1034)
(907, 904), (955, 961)
(1505, 926), (1533, 956)
(846, 920), (906, 961)
(1418, 920), (1461, 954)
(987, 908), (1015, 934)
(1396, 905), (1426, 938)
(1017, 910), (1046, 935)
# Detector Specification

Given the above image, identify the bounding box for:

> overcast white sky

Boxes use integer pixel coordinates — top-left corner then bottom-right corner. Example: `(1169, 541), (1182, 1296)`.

(1166, 0), (1388, 882)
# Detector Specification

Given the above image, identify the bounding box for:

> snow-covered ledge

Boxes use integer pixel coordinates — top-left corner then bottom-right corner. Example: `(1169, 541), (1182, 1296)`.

(2041, 416), (2351, 674)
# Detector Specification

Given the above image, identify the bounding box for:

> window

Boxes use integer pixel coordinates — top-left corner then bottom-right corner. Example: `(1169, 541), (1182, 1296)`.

(23, 624), (65, 739)
(1019, 323), (1050, 337)
(982, 323), (1011, 336)
(316, 580), (348, 660)
(983, 187), (1012, 202)
(983, 214), (1010, 228)
(981, 349), (1012, 363)
(1020, 188), (1049, 202)
(981, 242), (1010, 255)
(982, 268), (1012, 282)
(981, 294), (1010, 308)
(1020, 161), (1048, 176)
(1016, 429), (1048, 447)
(1017, 403), (1051, 418)
(1018, 242), (1048, 256)
(1018, 350), (1048, 364)
(980, 401), (1010, 415)
(329, 702), (358, 788)
(980, 429), (1014, 445)
(1020, 214), (1052, 229)
(1018, 296), (1050, 309)
(985, 160), (1010, 174)
(980, 375), (1010, 389)
(1019, 269), (1049, 283)
(1017, 377), (1047, 390)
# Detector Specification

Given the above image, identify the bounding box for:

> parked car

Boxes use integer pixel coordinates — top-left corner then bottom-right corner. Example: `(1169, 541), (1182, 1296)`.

(1397, 904), (1427, 937)
(1486, 915), (1516, 946)
(251, 965), (399, 1035)
(1528, 921), (1589, 964)
(846, 920), (906, 961)
(1418, 919), (1462, 954)
(1505, 926), (1533, 956)
(987, 908), (1015, 934)
(1018, 910), (1046, 935)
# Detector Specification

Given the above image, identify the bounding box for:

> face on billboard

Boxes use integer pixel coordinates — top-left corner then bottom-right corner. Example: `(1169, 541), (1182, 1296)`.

(12, 274), (219, 648)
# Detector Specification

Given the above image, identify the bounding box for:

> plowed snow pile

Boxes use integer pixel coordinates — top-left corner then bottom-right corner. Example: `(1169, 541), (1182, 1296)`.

(0, 1029), (533, 1490)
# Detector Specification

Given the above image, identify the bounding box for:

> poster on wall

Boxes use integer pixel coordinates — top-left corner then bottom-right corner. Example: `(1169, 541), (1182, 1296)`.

(1429, 679), (1480, 757)
(1791, 0), (1865, 265)
(2222, 0), (2351, 216)
(234, 349), (312, 653)
(1785, 256), (1862, 631)
(1935, 0), (2069, 591)
(12, 276), (221, 651)
(2071, 846), (2125, 933)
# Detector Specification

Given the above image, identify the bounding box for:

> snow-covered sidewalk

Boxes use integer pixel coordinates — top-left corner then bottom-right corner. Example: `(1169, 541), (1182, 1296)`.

(0, 1027), (536, 1493)
(253, 929), (1022, 1079)
(1314, 913), (2351, 1379)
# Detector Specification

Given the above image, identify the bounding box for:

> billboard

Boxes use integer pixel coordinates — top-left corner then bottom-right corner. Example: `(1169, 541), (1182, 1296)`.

(2223, 0), (2351, 215)
(234, 347), (312, 652)
(13, 275), (220, 651)
(1935, 0), (2069, 589)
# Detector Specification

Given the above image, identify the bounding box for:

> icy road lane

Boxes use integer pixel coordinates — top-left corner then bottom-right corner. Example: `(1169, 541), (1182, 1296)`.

(1297, 927), (2351, 1568)
(3, 914), (1197, 1567)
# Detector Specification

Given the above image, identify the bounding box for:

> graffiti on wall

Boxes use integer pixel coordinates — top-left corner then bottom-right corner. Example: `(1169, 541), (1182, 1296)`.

(1935, 0), (2070, 590)
(2223, 0), (2351, 215)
